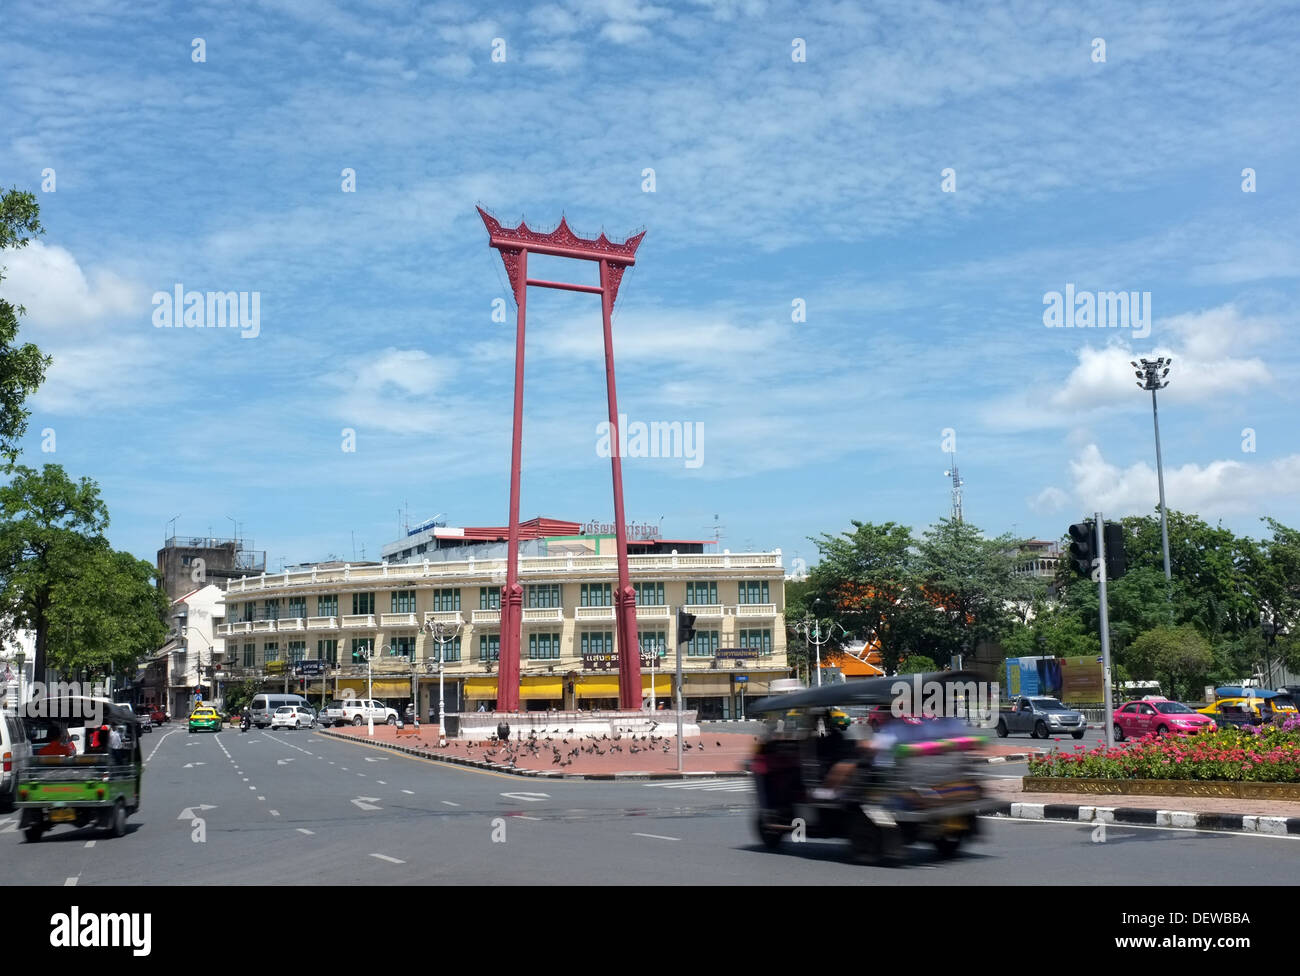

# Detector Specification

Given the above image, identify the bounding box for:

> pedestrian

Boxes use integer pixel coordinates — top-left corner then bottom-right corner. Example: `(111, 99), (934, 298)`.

(477, 701), (487, 713)
(109, 724), (125, 762)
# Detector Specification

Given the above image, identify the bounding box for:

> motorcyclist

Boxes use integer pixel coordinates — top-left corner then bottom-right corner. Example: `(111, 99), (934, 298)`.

(240, 707), (251, 731)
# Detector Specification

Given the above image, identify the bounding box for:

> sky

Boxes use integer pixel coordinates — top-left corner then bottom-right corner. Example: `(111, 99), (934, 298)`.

(2, 0), (1299, 574)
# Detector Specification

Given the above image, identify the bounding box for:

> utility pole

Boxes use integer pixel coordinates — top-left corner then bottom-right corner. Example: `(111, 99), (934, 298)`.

(1133, 358), (1173, 581)
(1097, 513), (1116, 749)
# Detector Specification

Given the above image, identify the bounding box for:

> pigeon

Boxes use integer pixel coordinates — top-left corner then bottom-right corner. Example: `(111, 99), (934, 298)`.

(716, 741), (722, 747)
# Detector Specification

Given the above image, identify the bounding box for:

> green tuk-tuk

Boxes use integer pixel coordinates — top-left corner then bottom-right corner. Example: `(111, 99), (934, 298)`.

(748, 672), (995, 865)
(16, 697), (143, 843)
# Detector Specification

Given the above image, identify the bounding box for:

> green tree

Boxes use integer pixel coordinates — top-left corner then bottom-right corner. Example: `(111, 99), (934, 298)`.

(1128, 625), (1213, 700)
(0, 188), (52, 466)
(0, 464), (111, 677)
(898, 655), (938, 674)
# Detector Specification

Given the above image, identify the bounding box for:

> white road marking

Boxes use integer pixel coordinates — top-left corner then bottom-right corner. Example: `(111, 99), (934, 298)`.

(515, 815), (542, 821)
(144, 727), (180, 763)
(84, 840), (96, 848)
(633, 832), (679, 841)
(248, 786), (256, 791)
(257, 796), (265, 801)
(648, 781), (752, 792)
(499, 792), (550, 802)
(0, 818), (17, 833)
(370, 853), (405, 864)
(441, 801), (459, 807)
(352, 797), (382, 811)
(985, 816), (1300, 840)
(401, 789), (414, 795)
(297, 828), (315, 835)
(378, 780), (387, 785)
(65, 877), (79, 886)
(269, 810), (280, 816)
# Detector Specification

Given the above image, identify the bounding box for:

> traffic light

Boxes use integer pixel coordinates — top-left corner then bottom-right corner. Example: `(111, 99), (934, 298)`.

(1068, 521), (1096, 578)
(677, 608), (697, 645)
(1104, 521), (1127, 580)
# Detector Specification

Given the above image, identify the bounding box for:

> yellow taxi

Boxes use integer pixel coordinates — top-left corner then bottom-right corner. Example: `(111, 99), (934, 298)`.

(1198, 696), (1297, 726)
(188, 705), (222, 733)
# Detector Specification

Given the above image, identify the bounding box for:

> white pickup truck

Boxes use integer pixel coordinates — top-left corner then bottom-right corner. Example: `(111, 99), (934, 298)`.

(340, 699), (398, 727)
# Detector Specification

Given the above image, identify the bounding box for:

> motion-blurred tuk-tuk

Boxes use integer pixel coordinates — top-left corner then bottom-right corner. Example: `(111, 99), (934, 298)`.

(16, 697), (143, 843)
(748, 672), (994, 865)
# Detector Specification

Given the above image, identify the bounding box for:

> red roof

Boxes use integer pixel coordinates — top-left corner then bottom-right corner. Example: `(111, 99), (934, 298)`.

(459, 517), (582, 542)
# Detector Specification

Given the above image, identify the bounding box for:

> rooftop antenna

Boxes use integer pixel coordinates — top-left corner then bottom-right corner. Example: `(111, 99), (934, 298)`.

(703, 513), (725, 551)
(351, 531), (356, 562)
(944, 453), (964, 523)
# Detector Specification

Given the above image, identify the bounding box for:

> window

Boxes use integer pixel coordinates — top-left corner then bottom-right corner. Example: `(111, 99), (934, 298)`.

(352, 592), (375, 615)
(264, 599), (281, 620)
(580, 631), (614, 655)
(738, 580), (770, 604)
(287, 641), (306, 663)
(431, 588), (461, 612)
(391, 590), (416, 614)
(317, 640), (338, 664)
(243, 643), (255, 667)
(287, 596), (307, 619)
(527, 584), (561, 608)
(317, 594), (338, 617)
(392, 636), (416, 659)
(431, 637), (461, 662)
(686, 630), (719, 657)
(479, 587), (501, 610)
(685, 581), (717, 605)
(638, 631), (667, 659)
(580, 583), (612, 607)
(479, 634), (500, 662)
(738, 628), (773, 655)
(416, 543), (427, 554)
(264, 642), (279, 664)
(351, 638), (374, 662)
(528, 632), (561, 660)
(633, 582), (664, 605)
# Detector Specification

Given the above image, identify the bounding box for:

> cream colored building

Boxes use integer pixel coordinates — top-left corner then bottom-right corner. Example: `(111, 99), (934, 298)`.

(216, 547), (788, 720)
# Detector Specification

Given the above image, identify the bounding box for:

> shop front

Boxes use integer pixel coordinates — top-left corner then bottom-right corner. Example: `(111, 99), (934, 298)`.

(461, 674), (672, 712)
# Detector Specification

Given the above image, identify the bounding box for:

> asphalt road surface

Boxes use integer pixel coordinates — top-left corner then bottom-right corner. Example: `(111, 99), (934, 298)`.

(4, 725), (1296, 885)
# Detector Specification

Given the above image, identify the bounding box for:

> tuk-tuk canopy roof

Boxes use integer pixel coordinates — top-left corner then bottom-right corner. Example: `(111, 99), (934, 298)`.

(1216, 686), (1284, 700)
(24, 697), (141, 726)
(750, 671), (983, 714)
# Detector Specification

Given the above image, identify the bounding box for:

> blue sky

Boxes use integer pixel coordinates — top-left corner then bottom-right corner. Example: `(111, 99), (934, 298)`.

(3, 0), (1299, 572)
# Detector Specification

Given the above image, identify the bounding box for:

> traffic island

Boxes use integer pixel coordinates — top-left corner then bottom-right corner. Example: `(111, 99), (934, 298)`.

(314, 723), (756, 779)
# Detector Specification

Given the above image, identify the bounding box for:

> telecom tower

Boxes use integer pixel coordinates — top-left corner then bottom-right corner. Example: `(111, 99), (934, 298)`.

(944, 454), (964, 523)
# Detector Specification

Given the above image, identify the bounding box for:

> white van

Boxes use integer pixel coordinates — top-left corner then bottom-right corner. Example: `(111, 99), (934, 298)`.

(2, 710), (33, 812)
(250, 693), (312, 728)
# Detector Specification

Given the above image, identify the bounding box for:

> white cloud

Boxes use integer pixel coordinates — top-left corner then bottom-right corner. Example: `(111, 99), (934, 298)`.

(4, 242), (143, 328)
(1029, 486), (1069, 514)
(1055, 443), (1300, 518)
(323, 348), (451, 432)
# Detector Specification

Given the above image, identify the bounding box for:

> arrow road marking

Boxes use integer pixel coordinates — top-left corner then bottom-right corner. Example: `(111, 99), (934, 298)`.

(352, 797), (382, 811)
(276, 759), (295, 766)
(499, 792), (550, 802)
(370, 853), (404, 864)
(178, 805), (217, 820)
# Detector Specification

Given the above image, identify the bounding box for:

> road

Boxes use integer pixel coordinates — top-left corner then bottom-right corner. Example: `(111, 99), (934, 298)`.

(4, 724), (1297, 885)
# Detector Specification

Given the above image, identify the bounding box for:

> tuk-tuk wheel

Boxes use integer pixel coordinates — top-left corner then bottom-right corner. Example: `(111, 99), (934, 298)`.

(756, 814), (785, 850)
(24, 825), (43, 843)
(109, 799), (127, 838)
(849, 813), (899, 866)
(934, 833), (963, 858)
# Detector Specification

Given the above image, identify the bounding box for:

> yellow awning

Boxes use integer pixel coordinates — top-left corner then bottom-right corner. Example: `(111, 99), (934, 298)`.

(369, 679), (412, 697)
(520, 677), (563, 697)
(643, 675), (671, 694)
(684, 675), (733, 695)
(464, 677), (498, 697)
(577, 676), (620, 698)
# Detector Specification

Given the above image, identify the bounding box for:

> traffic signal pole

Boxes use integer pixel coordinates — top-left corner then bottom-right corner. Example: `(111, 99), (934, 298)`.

(1097, 513), (1115, 749)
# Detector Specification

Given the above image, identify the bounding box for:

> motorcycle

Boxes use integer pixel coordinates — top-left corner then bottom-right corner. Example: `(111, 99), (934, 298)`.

(240, 714), (251, 732)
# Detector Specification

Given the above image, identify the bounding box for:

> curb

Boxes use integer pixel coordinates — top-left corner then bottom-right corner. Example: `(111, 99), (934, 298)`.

(986, 800), (1300, 835)
(314, 729), (751, 781)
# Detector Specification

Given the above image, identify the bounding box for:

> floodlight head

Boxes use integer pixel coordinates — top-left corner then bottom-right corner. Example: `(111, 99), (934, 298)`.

(1130, 361), (1139, 368)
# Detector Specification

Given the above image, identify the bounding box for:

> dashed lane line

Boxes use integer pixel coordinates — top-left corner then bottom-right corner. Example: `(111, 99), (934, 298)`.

(632, 832), (679, 841)
(144, 728), (180, 763)
(370, 853), (405, 864)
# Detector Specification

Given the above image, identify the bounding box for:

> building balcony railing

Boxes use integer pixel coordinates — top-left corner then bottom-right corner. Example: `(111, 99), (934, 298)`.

(424, 610), (465, 627)
(252, 620), (276, 633)
(307, 616), (338, 631)
(341, 614), (376, 629)
(278, 618), (304, 632)
(684, 604), (724, 618)
(521, 607), (563, 625)
(574, 606), (615, 622)
(471, 609), (500, 625)
(734, 603), (778, 617)
(380, 612), (419, 629)
(222, 550), (784, 594)
(635, 604), (670, 619)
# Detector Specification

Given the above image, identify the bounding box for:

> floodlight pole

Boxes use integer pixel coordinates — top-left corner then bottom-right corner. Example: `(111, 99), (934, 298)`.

(481, 208), (646, 711)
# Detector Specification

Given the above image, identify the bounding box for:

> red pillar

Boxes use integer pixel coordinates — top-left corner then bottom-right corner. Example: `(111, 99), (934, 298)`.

(499, 247), (528, 713)
(600, 260), (642, 709)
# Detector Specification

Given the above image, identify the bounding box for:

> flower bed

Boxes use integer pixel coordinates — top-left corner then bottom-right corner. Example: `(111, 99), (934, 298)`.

(1028, 720), (1300, 783)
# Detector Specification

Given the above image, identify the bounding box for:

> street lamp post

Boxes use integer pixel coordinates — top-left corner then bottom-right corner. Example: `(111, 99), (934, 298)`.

(423, 616), (464, 748)
(795, 612), (837, 687)
(1133, 357), (1173, 582)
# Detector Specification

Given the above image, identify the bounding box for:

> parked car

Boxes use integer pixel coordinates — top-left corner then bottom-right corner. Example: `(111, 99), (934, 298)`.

(341, 699), (398, 727)
(318, 700), (347, 727)
(115, 702), (151, 733)
(1, 709), (33, 813)
(149, 706), (169, 724)
(270, 705), (317, 730)
(996, 696), (1087, 739)
(1114, 698), (1216, 740)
